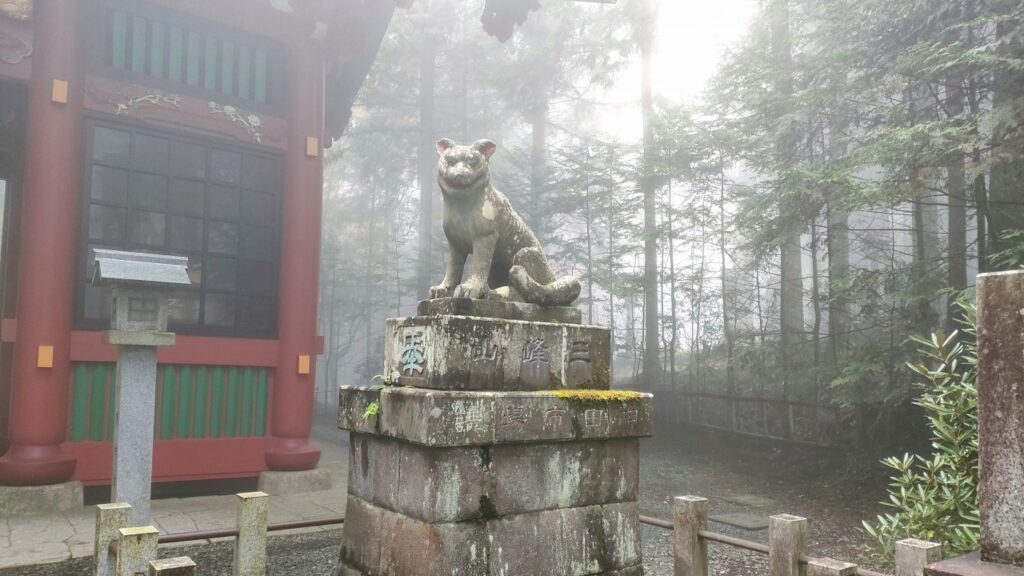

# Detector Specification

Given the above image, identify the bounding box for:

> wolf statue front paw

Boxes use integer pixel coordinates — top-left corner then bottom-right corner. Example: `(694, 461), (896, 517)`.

(453, 279), (488, 299)
(429, 284), (454, 299)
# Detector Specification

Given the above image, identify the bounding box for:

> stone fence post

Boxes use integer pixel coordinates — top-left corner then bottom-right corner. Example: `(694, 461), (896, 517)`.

(116, 526), (159, 576)
(149, 557), (197, 576)
(895, 538), (942, 576)
(769, 514), (807, 576)
(234, 491), (269, 576)
(94, 502), (132, 576)
(673, 496), (708, 576)
(807, 558), (857, 576)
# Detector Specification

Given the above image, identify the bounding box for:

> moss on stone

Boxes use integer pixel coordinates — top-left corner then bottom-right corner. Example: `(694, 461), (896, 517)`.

(547, 389), (642, 406)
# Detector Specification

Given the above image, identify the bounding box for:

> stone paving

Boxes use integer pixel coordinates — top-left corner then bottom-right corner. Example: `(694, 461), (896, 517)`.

(0, 413), (349, 571)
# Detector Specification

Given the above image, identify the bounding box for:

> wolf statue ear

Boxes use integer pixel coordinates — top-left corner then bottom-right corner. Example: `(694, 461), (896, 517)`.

(436, 138), (455, 155)
(472, 139), (497, 160)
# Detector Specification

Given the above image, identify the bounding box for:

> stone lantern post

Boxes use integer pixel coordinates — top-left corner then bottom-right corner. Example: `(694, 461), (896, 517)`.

(92, 249), (191, 526)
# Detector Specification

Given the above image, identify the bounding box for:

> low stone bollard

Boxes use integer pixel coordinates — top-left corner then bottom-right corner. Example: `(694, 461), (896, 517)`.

(116, 526), (159, 576)
(895, 539), (942, 576)
(673, 496), (709, 576)
(769, 514), (807, 576)
(149, 557), (197, 576)
(807, 558), (858, 576)
(94, 502), (132, 576)
(234, 491), (269, 576)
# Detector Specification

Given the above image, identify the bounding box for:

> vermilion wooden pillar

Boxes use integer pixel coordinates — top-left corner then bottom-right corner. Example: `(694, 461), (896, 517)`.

(0, 0), (83, 485)
(265, 37), (323, 471)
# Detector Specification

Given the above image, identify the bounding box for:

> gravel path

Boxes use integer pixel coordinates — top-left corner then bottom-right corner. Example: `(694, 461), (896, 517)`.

(637, 427), (894, 575)
(5, 425), (897, 575)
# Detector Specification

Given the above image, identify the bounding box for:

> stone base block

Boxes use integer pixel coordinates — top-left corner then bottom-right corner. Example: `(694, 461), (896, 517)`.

(0, 480), (83, 516)
(339, 387), (652, 446)
(346, 433), (639, 523)
(257, 468), (332, 495)
(418, 297), (583, 324)
(339, 495), (643, 576)
(927, 553), (1024, 576)
(384, 315), (611, 390)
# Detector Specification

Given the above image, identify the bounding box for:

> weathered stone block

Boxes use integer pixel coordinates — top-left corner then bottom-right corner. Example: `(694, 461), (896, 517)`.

(347, 434), (400, 511)
(488, 502), (642, 576)
(394, 442), (485, 523)
(256, 469), (332, 495)
(0, 481), (83, 517)
(352, 387), (652, 447)
(340, 496), (384, 573)
(384, 315), (611, 390)
(488, 439), (639, 516)
(418, 297), (583, 324)
(340, 496), (489, 576)
(338, 385), (382, 434)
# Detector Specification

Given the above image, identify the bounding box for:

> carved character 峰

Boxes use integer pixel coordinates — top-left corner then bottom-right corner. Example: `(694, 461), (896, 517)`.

(429, 138), (581, 306)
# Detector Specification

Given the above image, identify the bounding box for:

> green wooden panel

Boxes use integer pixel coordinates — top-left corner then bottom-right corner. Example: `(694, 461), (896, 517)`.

(210, 366), (224, 437)
(240, 368), (253, 436)
(70, 364), (90, 442)
(186, 32), (201, 86)
(107, 369), (117, 440)
(221, 41), (235, 96)
(89, 364), (108, 441)
(111, 11), (128, 69)
(160, 367), (176, 440)
(204, 37), (218, 91)
(255, 369), (267, 436)
(194, 366), (208, 438)
(130, 15), (147, 73)
(168, 26), (183, 82)
(149, 21), (165, 78)
(253, 50), (267, 104)
(177, 366), (193, 439)
(237, 46), (251, 100)
(225, 367), (239, 437)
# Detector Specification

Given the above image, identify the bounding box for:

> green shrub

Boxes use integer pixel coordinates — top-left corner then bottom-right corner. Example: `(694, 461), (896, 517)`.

(862, 299), (979, 561)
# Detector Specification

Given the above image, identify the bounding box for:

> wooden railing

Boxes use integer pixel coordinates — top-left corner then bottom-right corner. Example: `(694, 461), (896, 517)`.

(644, 495), (942, 576)
(651, 390), (847, 446)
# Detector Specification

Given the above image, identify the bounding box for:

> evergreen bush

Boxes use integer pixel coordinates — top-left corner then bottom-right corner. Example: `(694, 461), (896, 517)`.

(863, 299), (979, 561)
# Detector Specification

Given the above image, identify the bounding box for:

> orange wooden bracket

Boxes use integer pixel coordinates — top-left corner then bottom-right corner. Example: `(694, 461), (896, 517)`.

(297, 354), (311, 375)
(52, 79), (69, 104)
(37, 345), (54, 368)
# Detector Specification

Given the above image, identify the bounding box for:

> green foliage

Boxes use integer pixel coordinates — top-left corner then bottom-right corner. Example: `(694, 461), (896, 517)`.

(862, 300), (979, 561)
(363, 400), (381, 421)
(988, 229), (1024, 270)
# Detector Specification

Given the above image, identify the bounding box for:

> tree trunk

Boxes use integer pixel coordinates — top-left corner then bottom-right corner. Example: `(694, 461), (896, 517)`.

(988, 9), (1024, 267)
(639, 0), (659, 388)
(417, 41), (437, 299)
(769, 0), (801, 438)
(718, 159), (735, 429)
(945, 72), (968, 328)
(529, 108), (547, 238)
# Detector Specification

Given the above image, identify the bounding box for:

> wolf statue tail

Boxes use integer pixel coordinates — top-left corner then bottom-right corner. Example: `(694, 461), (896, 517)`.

(509, 247), (581, 307)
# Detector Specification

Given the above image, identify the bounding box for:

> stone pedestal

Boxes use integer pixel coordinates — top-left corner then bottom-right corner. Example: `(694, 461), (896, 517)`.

(384, 312), (611, 391)
(338, 386), (649, 576)
(339, 305), (648, 575)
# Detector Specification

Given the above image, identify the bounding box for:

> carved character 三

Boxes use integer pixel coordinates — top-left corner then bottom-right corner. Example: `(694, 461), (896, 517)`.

(429, 138), (581, 306)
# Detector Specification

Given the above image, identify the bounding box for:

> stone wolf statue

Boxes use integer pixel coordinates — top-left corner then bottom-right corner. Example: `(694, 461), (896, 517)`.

(429, 138), (581, 307)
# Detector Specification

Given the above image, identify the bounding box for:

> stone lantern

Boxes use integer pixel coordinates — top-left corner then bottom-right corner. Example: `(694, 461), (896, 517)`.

(92, 249), (191, 525)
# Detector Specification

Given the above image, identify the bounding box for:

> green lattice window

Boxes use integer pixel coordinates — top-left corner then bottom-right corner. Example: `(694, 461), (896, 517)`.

(69, 362), (270, 442)
(98, 3), (282, 110)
